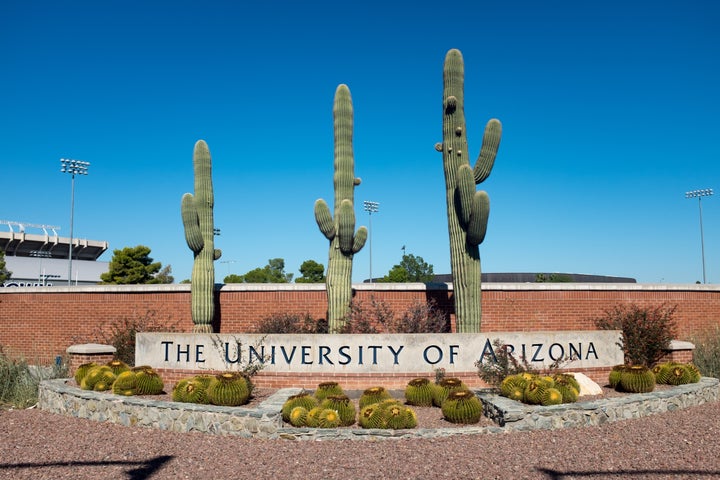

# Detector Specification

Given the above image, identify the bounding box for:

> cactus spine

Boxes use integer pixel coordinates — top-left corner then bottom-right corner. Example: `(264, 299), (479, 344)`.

(181, 140), (222, 333)
(435, 49), (501, 332)
(314, 84), (368, 331)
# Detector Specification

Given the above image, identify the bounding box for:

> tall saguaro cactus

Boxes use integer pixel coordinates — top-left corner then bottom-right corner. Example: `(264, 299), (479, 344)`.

(435, 49), (502, 333)
(181, 140), (222, 333)
(314, 84), (368, 331)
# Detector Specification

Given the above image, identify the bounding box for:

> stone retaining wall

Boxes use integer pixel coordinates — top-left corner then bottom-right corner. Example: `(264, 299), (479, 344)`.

(38, 377), (719, 441)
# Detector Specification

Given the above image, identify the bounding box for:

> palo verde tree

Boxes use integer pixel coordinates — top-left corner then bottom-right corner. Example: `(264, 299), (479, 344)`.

(295, 259), (326, 283)
(100, 245), (163, 284)
(314, 84), (367, 331)
(435, 49), (501, 332)
(0, 250), (11, 283)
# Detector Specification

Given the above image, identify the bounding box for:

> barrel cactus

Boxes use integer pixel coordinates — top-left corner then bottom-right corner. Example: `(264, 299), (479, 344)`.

(655, 362), (701, 386)
(499, 374), (529, 400)
(320, 395), (356, 426)
(608, 364), (626, 389)
(172, 376), (210, 404)
(432, 377), (467, 407)
(106, 359), (130, 377)
(441, 389), (483, 424)
(282, 392), (319, 422)
(523, 379), (549, 405)
(540, 388), (564, 406)
(618, 365), (655, 393)
(112, 370), (138, 396)
(74, 362), (97, 384)
(359, 386), (392, 409)
(80, 365), (114, 391)
(134, 368), (164, 395)
(404, 378), (435, 407)
(434, 48), (501, 332)
(207, 372), (250, 406)
(314, 381), (344, 402)
(314, 84), (368, 331)
(181, 139), (222, 333)
(317, 409), (342, 429)
(358, 403), (385, 429)
(288, 406), (309, 427)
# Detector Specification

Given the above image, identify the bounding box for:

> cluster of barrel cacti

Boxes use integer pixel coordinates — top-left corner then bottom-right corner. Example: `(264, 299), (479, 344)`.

(500, 372), (580, 406)
(608, 362), (701, 393)
(171, 372), (252, 407)
(74, 361), (164, 396)
(404, 376), (483, 424)
(653, 362), (701, 385)
(281, 382), (419, 429)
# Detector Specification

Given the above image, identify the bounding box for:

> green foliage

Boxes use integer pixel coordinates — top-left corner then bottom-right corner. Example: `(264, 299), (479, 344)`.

(594, 304), (678, 367)
(100, 245), (163, 284)
(223, 274), (244, 283)
(90, 309), (178, 366)
(535, 273), (572, 283)
(154, 265), (174, 284)
(314, 85), (367, 331)
(233, 258), (293, 283)
(378, 254), (435, 283)
(0, 347), (68, 408)
(441, 389), (483, 424)
(0, 250), (11, 283)
(436, 48), (502, 333)
(295, 260), (326, 283)
(689, 325), (720, 379)
(253, 313), (327, 334)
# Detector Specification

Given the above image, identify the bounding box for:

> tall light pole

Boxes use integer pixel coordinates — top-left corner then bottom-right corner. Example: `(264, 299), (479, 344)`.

(685, 188), (713, 284)
(60, 159), (90, 286)
(363, 200), (379, 282)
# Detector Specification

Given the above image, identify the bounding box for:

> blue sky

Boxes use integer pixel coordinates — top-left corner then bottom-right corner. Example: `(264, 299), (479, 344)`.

(2, 0), (718, 284)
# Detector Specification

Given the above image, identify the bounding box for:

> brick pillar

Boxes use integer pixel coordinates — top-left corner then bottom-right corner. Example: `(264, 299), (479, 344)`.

(657, 339), (695, 364)
(66, 343), (117, 376)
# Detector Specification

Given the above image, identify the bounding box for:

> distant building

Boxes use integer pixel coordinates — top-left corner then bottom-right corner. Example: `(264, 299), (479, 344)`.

(0, 221), (109, 287)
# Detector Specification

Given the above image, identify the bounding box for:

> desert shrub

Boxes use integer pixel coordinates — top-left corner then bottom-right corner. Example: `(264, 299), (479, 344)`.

(0, 347), (68, 408)
(254, 312), (327, 334)
(593, 304), (677, 367)
(475, 339), (571, 387)
(689, 325), (720, 379)
(90, 309), (179, 366)
(338, 297), (448, 334)
(387, 299), (449, 333)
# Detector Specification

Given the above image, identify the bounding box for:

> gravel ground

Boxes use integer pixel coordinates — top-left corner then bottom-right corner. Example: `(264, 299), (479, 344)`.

(1, 397), (719, 479)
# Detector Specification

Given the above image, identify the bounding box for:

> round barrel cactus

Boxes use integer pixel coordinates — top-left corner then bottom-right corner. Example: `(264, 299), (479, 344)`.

(360, 386), (392, 409)
(207, 372), (249, 406)
(314, 381), (344, 402)
(282, 392), (319, 423)
(432, 377), (467, 407)
(404, 378), (435, 407)
(618, 365), (655, 393)
(321, 395), (356, 426)
(441, 389), (483, 424)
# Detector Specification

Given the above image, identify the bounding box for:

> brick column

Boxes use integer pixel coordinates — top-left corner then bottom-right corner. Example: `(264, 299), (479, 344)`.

(66, 343), (117, 376)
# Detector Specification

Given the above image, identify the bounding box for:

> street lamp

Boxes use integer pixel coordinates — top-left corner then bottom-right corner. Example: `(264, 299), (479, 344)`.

(685, 188), (713, 284)
(60, 159), (90, 286)
(363, 200), (379, 283)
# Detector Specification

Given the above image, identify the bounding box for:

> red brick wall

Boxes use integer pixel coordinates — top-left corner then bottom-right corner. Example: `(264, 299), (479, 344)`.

(1, 283), (718, 366)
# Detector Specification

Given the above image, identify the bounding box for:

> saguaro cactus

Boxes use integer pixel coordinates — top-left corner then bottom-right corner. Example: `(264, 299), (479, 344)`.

(314, 84), (368, 331)
(434, 49), (501, 332)
(181, 140), (222, 333)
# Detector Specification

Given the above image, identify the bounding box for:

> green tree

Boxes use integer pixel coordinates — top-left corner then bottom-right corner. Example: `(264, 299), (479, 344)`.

(223, 274), (244, 283)
(154, 265), (174, 284)
(379, 254), (434, 283)
(295, 260), (326, 283)
(232, 258), (293, 283)
(0, 250), (11, 283)
(100, 245), (163, 284)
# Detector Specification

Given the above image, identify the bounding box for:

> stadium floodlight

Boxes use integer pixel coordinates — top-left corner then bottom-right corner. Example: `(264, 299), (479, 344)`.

(685, 189), (714, 284)
(363, 201), (380, 283)
(60, 159), (90, 286)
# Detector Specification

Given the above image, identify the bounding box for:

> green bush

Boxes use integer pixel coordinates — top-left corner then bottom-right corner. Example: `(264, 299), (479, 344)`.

(689, 325), (720, 379)
(0, 347), (68, 408)
(593, 304), (677, 367)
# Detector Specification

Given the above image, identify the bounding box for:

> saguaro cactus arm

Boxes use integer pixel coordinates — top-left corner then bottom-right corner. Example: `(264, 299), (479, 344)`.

(181, 193), (203, 253)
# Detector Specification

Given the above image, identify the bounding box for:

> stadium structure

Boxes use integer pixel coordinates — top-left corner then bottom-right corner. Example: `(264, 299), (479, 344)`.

(0, 221), (109, 287)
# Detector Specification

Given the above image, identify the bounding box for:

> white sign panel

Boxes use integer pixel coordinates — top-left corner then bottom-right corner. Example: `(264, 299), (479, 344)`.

(136, 331), (623, 374)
